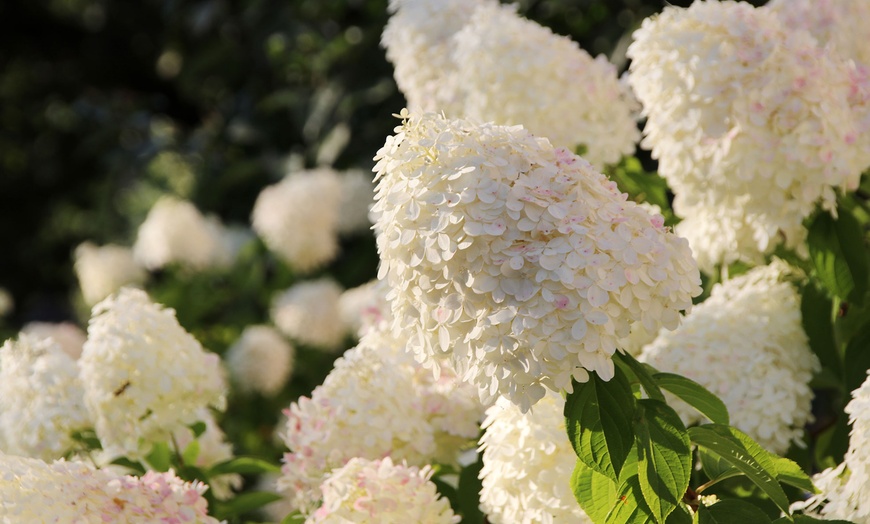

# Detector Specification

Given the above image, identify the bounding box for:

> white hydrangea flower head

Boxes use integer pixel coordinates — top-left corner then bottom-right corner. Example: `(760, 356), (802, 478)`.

(339, 279), (391, 338)
(627, 1), (869, 271)
(208, 220), (254, 269)
(0, 335), (91, 461)
(74, 242), (147, 306)
(79, 287), (227, 458)
(278, 328), (483, 515)
(307, 457), (459, 524)
(251, 169), (342, 273)
(0, 453), (220, 523)
(133, 196), (222, 271)
(794, 372), (870, 521)
(372, 112), (701, 412)
(452, 3), (639, 168)
(272, 278), (346, 351)
(638, 261), (819, 454)
(0, 288), (12, 317)
(21, 321), (86, 360)
(766, 0), (870, 69)
(172, 410), (241, 500)
(226, 325), (295, 396)
(381, 0), (494, 114)
(479, 391), (590, 524)
(336, 169), (375, 235)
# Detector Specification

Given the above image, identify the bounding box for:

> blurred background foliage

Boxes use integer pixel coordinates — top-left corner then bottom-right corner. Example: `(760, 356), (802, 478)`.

(0, 0), (778, 329)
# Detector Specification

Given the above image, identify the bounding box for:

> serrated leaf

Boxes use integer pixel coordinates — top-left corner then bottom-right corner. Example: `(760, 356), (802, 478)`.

(615, 352), (666, 402)
(698, 447), (739, 486)
(807, 212), (869, 306)
(565, 367), (637, 481)
(208, 456), (281, 476)
(666, 505), (692, 524)
(771, 455), (816, 494)
(696, 500), (772, 523)
(572, 459), (618, 524)
(604, 448), (657, 524)
(215, 491), (283, 519)
(634, 399), (691, 523)
(688, 425), (790, 515)
(653, 373), (729, 425)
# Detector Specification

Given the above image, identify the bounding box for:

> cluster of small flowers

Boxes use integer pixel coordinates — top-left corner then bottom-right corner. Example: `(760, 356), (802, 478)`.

(252, 168), (374, 273)
(225, 324), (296, 397)
(382, 0), (638, 168)
(21, 321), (86, 359)
(372, 112), (700, 412)
(307, 457), (459, 524)
(638, 261), (819, 454)
(0, 453), (219, 523)
(74, 242), (146, 306)
(134, 195), (248, 271)
(795, 372), (870, 522)
(0, 335), (91, 461)
(79, 287), (227, 459)
(278, 328), (483, 515)
(338, 279), (391, 337)
(172, 410), (241, 500)
(271, 278), (346, 351)
(479, 391), (590, 524)
(627, 0), (870, 271)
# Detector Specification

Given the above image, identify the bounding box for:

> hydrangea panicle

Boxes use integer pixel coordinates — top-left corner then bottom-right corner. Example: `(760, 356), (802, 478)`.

(74, 242), (147, 306)
(372, 112), (700, 412)
(226, 325), (295, 397)
(271, 279), (346, 351)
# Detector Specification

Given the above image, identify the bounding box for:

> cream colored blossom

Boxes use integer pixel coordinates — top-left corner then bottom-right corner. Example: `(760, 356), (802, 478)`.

(79, 288), (227, 459)
(372, 112), (700, 412)
(638, 261), (818, 454)
(271, 279), (346, 351)
(226, 325), (295, 396)
(0, 335), (91, 461)
(307, 457), (459, 524)
(21, 321), (86, 360)
(794, 372), (870, 521)
(133, 196), (223, 270)
(452, 3), (639, 167)
(338, 279), (390, 338)
(627, 1), (869, 271)
(0, 453), (219, 523)
(278, 328), (483, 515)
(74, 242), (146, 305)
(252, 169), (342, 273)
(479, 391), (590, 524)
(381, 0), (493, 114)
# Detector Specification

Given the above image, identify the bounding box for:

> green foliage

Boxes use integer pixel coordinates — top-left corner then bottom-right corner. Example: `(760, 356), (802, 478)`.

(807, 211), (869, 306)
(695, 500), (772, 524)
(652, 373), (729, 426)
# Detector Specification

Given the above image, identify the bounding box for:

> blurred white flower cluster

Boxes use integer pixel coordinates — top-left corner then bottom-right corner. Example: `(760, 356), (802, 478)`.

(74, 242), (146, 306)
(0, 453), (219, 523)
(225, 324), (295, 397)
(639, 261), (818, 454)
(627, 0), (870, 272)
(383, 0), (638, 168)
(372, 112), (700, 412)
(79, 288), (227, 459)
(278, 328), (482, 515)
(479, 392), (591, 524)
(306, 457), (459, 524)
(271, 278), (346, 351)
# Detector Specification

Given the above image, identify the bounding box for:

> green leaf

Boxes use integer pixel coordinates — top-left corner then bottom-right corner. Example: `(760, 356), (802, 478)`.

(456, 454), (485, 524)
(572, 460), (618, 524)
(696, 500), (772, 523)
(653, 373), (729, 425)
(189, 421), (208, 438)
(777, 516), (853, 524)
(633, 399), (691, 523)
(698, 448), (740, 488)
(666, 505), (692, 524)
(807, 211), (869, 306)
(280, 512), (305, 524)
(565, 367), (637, 481)
(843, 322), (870, 395)
(605, 156), (675, 224)
(182, 439), (201, 466)
(109, 457), (146, 475)
(688, 425), (790, 515)
(605, 448), (657, 524)
(771, 456), (816, 494)
(215, 491), (283, 519)
(615, 352), (666, 402)
(800, 283), (840, 377)
(146, 441), (172, 472)
(208, 456), (281, 476)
